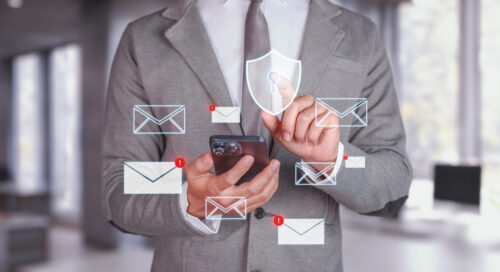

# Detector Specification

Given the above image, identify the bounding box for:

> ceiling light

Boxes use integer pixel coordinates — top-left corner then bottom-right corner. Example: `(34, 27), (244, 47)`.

(7, 0), (23, 9)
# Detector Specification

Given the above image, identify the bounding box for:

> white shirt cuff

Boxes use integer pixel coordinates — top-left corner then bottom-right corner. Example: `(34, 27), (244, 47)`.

(179, 182), (221, 235)
(301, 141), (344, 184)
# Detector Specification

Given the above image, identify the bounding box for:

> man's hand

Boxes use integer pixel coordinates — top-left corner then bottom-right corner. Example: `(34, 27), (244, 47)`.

(262, 74), (340, 165)
(185, 152), (280, 218)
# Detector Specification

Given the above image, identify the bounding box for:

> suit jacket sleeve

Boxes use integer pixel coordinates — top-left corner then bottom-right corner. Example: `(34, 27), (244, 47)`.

(101, 25), (207, 237)
(318, 24), (413, 217)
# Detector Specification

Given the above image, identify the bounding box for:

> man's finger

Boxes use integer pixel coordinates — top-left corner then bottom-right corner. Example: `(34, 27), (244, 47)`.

(293, 99), (326, 143)
(261, 111), (281, 138)
(280, 95), (315, 143)
(270, 72), (295, 107)
(307, 112), (339, 145)
(246, 169), (279, 208)
(246, 182), (277, 211)
(206, 197), (247, 216)
(309, 111), (338, 145)
(185, 152), (213, 181)
(307, 119), (326, 145)
(233, 159), (280, 197)
(211, 155), (254, 194)
(218, 155), (254, 187)
(317, 124), (340, 146)
(315, 105), (338, 127)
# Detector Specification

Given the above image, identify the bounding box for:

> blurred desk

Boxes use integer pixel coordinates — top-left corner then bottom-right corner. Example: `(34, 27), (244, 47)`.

(0, 213), (49, 272)
(0, 183), (49, 214)
(341, 178), (500, 272)
(19, 247), (154, 272)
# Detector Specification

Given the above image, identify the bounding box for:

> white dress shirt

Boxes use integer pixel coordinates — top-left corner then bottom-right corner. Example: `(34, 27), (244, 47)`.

(180, 0), (343, 234)
(197, 0), (309, 107)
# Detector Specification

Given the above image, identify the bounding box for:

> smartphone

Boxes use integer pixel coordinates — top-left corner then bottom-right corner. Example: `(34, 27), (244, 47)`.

(209, 135), (269, 184)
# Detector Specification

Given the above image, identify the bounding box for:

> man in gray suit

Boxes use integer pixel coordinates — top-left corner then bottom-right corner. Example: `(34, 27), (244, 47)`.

(102, 0), (412, 271)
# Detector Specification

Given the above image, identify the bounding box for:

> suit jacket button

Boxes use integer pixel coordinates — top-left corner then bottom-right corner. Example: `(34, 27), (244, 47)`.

(254, 207), (265, 219)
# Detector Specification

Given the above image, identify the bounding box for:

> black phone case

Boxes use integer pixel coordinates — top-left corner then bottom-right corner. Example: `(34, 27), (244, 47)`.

(210, 135), (269, 184)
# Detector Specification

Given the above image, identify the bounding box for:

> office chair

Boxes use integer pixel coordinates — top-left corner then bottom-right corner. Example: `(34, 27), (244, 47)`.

(433, 164), (481, 205)
(0, 166), (10, 182)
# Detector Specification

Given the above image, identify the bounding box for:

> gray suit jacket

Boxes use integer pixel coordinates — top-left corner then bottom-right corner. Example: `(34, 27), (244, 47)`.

(102, 0), (412, 271)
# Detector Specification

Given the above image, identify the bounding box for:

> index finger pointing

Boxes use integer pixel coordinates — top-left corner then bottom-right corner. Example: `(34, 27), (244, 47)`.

(270, 72), (295, 106)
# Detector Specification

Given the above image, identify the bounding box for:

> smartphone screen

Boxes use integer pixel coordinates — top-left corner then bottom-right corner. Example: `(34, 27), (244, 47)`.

(209, 135), (269, 184)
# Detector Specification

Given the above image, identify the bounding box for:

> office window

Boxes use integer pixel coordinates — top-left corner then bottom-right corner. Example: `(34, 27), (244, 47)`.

(481, 0), (500, 216)
(481, 1), (500, 166)
(12, 53), (44, 192)
(50, 44), (82, 221)
(398, 0), (460, 178)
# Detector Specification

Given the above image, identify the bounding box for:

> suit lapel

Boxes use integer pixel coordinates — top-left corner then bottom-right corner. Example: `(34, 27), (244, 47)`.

(162, 0), (345, 157)
(300, 0), (345, 94)
(162, 1), (243, 136)
(270, 0), (345, 159)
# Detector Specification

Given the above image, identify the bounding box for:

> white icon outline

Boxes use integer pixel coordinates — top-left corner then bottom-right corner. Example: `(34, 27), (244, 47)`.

(133, 105), (186, 134)
(245, 49), (302, 116)
(205, 196), (247, 220)
(345, 156), (366, 168)
(295, 162), (336, 186)
(278, 218), (325, 245)
(211, 106), (241, 123)
(315, 98), (368, 128)
(123, 161), (182, 194)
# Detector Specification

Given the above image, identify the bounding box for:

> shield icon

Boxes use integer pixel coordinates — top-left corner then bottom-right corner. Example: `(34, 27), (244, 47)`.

(245, 49), (302, 116)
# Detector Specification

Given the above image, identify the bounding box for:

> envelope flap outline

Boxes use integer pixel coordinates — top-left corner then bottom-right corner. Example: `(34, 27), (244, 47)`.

(296, 162), (336, 179)
(124, 162), (176, 183)
(207, 197), (246, 213)
(348, 156), (364, 162)
(317, 98), (367, 118)
(283, 219), (325, 235)
(214, 107), (240, 117)
(134, 105), (184, 125)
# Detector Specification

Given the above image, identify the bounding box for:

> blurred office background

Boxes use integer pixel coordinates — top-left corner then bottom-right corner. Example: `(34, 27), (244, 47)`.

(0, 0), (499, 271)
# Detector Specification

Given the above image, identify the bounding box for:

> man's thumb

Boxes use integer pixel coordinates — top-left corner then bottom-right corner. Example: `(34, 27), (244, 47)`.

(261, 110), (280, 137)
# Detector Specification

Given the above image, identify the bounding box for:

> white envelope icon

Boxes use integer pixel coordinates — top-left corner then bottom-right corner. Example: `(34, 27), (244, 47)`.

(205, 196), (247, 220)
(211, 107), (241, 123)
(278, 218), (325, 245)
(133, 105), (185, 134)
(345, 156), (366, 168)
(295, 162), (336, 186)
(315, 98), (368, 127)
(123, 162), (182, 194)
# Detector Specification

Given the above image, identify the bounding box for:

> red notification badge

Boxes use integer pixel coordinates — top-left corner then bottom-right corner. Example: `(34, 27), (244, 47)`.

(209, 105), (216, 111)
(175, 158), (185, 168)
(344, 155), (348, 160)
(274, 216), (284, 226)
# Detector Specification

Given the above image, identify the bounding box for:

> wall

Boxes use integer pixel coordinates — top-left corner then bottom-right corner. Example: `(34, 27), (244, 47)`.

(0, 60), (11, 169)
